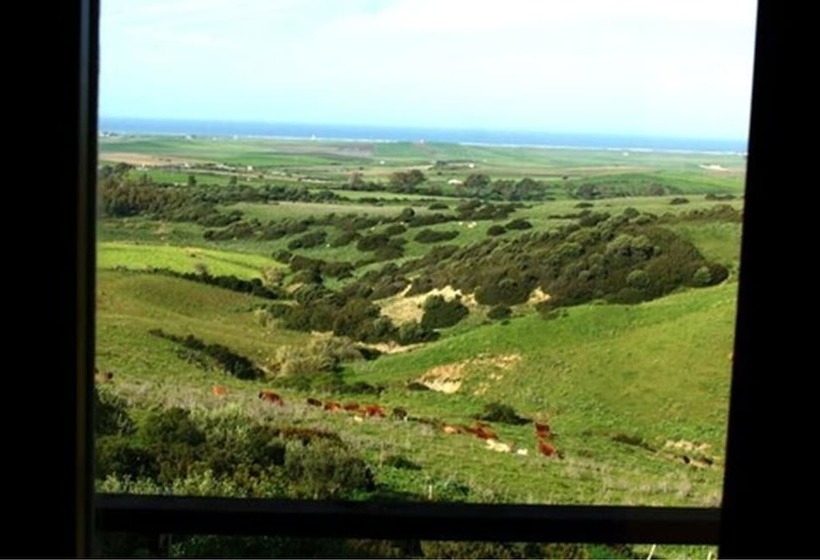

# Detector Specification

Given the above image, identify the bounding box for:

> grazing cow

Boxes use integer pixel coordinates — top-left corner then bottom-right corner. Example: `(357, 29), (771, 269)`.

(363, 404), (386, 417)
(442, 424), (461, 435)
(516, 448), (529, 456)
(534, 422), (551, 438)
(95, 371), (114, 383)
(306, 397), (323, 407)
(537, 439), (557, 457)
(469, 423), (497, 440)
(343, 403), (361, 412)
(212, 385), (228, 396)
(324, 401), (342, 412)
(258, 390), (283, 405)
(391, 407), (408, 421)
(353, 415), (364, 423)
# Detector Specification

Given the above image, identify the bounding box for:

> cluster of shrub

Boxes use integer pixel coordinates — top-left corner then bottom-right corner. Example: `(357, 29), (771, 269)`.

(334, 207), (729, 314)
(148, 329), (265, 380)
(94, 389), (375, 501)
(96, 385), (626, 557)
(346, 168), (560, 202)
(474, 402), (530, 425)
(267, 286), (442, 347)
(458, 174), (560, 202)
(563, 177), (683, 200)
(656, 203), (743, 224)
(198, 200), (521, 249)
(149, 267), (283, 299)
(107, 173), (733, 352)
(99, 170), (344, 224)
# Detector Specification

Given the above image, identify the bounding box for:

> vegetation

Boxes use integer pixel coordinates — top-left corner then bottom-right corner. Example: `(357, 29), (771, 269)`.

(95, 134), (744, 560)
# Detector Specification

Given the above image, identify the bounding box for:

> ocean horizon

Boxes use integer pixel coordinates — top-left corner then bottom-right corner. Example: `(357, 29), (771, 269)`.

(99, 117), (748, 155)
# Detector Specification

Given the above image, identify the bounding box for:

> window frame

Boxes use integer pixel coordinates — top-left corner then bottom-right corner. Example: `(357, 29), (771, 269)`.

(54, 0), (794, 555)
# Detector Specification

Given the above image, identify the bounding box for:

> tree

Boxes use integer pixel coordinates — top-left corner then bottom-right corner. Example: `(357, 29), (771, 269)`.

(388, 169), (426, 192)
(464, 173), (491, 190)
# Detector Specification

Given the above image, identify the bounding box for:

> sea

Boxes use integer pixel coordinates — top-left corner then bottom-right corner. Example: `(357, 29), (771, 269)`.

(99, 117), (748, 155)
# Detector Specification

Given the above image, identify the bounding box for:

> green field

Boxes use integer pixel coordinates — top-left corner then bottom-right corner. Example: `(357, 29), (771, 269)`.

(95, 134), (745, 525)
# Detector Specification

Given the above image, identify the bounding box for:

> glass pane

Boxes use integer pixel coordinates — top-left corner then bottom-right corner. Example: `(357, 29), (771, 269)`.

(95, 0), (756, 509)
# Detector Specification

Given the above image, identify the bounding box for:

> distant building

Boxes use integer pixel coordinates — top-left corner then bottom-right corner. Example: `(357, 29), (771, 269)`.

(448, 179), (464, 186)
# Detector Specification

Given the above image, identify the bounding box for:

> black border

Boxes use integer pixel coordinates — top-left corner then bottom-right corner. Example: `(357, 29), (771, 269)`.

(31, 0), (810, 556)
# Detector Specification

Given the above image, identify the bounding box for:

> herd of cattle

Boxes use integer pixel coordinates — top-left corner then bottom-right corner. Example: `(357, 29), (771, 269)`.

(239, 386), (561, 459)
(95, 371), (561, 458)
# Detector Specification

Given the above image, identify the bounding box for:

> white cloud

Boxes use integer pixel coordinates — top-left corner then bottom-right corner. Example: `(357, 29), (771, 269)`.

(99, 0), (757, 137)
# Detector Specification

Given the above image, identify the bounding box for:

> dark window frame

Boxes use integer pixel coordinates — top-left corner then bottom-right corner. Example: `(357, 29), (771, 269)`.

(43, 0), (801, 556)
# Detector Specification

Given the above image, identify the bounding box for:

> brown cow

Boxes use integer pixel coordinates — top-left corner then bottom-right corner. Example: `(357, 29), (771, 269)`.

(537, 439), (557, 457)
(258, 390), (283, 405)
(306, 397), (323, 407)
(465, 422), (497, 440)
(343, 403), (361, 412)
(94, 371), (114, 383)
(363, 404), (386, 417)
(534, 422), (552, 439)
(212, 385), (228, 396)
(392, 407), (408, 421)
(442, 424), (461, 435)
(324, 401), (342, 412)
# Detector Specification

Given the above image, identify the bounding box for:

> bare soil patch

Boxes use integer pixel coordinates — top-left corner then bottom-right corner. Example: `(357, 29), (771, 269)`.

(100, 152), (209, 167)
(380, 285), (476, 325)
(418, 353), (522, 394)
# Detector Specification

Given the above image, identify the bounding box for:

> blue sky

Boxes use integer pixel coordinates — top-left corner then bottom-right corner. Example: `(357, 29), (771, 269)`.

(99, 0), (757, 139)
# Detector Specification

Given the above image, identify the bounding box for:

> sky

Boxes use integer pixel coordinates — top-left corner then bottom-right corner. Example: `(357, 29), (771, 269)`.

(99, 0), (758, 140)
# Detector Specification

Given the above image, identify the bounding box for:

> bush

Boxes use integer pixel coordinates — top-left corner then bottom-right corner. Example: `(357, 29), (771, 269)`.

(329, 230), (360, 247)
(140, 407), (206, 447)
(670, 197), (690, 205)
(284, 439), (375, 499)
(95, 436), (159, 480)
(383, 224), (407, 236)
(396, 320), (440, 345)
(420, 295), (469, 329)
(474, 402), (530, 425)
(487, 305), (512, 320)
(504, 218), (532, 230)
(626, 269), (651, 290)
(474, 276), (535, 306)
(149, 330), (265, 380)
(415, 229), (460, 243)
(692, 265), (713, 286)
(94, 387), (136, 436)
(357, 234), (390, 252)
(487, 224), (506, 236)
(287, 230), (327, 250)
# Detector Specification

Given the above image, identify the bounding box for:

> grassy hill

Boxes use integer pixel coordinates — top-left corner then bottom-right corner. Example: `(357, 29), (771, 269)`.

(96, 267), (734, 507)
(93, 136), (743, 524)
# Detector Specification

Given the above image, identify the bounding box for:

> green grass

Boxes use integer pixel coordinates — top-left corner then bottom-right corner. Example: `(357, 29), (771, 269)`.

(94, 134), (745, 508)
(96, 264), (735, 506)
(98, 242), (279, 278)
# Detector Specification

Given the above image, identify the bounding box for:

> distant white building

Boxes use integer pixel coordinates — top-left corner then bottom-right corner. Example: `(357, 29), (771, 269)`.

(448, 179), (464, 186)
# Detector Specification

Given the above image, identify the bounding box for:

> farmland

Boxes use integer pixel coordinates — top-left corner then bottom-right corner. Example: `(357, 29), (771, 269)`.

(95, 133), (745, 557)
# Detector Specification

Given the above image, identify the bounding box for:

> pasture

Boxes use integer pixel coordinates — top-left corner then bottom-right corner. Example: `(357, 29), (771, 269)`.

(95, 133), (745, 525)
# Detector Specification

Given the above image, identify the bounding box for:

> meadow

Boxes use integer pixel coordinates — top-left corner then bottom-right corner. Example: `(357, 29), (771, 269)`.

(95, 133), (744, 557)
